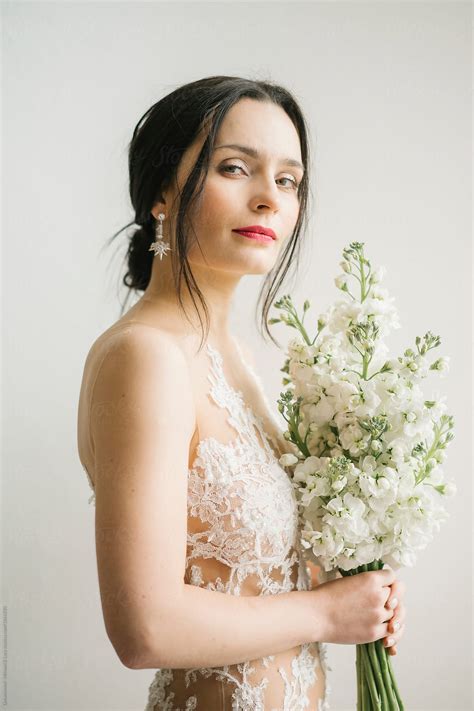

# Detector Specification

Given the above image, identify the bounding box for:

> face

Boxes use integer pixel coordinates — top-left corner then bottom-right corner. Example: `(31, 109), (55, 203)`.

(153, 98), (304, 276)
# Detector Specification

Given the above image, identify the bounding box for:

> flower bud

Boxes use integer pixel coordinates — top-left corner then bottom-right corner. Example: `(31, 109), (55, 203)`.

(370, 266), (386, 284)
(279, 453), (299, 467)
(335, 275), (348, 290)
(298, 422), (307, 438)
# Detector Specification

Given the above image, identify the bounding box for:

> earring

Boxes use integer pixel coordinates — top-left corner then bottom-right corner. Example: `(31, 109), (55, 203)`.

(149, 212), (172, 260)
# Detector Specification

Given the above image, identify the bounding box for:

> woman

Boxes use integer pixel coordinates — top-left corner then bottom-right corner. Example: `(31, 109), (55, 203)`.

(77, 76), (406, 711)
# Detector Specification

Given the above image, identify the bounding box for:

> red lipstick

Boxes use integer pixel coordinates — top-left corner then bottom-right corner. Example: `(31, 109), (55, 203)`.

(232, 225), (277, 243)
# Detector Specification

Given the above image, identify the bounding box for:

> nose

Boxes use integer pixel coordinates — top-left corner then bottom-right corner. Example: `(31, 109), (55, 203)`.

(250, 174), (281, 213)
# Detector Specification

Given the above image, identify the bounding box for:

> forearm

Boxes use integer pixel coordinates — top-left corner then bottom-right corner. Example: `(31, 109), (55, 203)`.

(137, 583), (326, 670)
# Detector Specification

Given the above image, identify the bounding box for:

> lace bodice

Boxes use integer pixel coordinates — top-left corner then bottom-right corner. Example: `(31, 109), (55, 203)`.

(186, 342), (307, 598)
(81, 339), (332, 710)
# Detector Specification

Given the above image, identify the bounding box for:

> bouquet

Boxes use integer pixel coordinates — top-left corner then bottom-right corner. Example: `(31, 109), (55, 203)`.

(270, 242), (456, 711)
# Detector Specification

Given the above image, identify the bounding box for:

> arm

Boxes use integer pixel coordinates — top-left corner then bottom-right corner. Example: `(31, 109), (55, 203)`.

(138, 582), (324, 670)
(90, 326), (326, 670)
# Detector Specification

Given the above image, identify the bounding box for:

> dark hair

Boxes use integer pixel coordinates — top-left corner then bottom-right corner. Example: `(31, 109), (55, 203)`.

(106, 75), (313, 351)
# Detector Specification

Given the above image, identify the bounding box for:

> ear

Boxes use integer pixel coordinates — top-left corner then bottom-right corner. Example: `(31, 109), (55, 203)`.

(151, 177), (173, 219)
(150, 200), (166, 222)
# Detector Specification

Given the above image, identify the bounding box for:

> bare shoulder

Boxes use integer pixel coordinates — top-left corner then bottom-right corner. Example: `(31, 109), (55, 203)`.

(88, 321), (196, 437)
(90, 321), (191, 376)
(93, 319), (183, 353)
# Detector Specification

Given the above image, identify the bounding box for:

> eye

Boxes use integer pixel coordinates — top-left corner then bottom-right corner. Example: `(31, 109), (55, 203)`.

(279, 176), (300, 190)
(220, 163), (246, 176)
(219, 163), (300, 190)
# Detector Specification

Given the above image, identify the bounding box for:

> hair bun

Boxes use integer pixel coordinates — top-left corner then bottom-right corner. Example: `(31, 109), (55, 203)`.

(124, 224), (154, 291)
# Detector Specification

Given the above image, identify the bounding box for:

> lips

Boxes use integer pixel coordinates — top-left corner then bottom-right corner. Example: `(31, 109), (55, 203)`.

(232, 225), (277, 240)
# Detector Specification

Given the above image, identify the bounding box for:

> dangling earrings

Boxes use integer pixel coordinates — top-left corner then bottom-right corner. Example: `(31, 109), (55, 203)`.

(149, 212), (172, 260)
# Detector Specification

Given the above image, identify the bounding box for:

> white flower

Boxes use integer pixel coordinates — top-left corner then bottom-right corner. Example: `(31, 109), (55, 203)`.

(279, 453), (299, 467)
(370, 265), (386, 284)
(335, 274), (349, 290)
(276, 245), (454, 573)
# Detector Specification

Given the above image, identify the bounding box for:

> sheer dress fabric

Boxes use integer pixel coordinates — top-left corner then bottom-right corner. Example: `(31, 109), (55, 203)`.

(82, 340), (333, 710)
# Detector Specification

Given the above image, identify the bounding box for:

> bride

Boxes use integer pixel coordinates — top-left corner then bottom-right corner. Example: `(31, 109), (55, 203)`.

(77, 75), (406, 710)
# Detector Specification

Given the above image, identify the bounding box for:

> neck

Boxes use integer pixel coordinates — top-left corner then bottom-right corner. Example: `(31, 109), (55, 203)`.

(140, 255), (243, 340)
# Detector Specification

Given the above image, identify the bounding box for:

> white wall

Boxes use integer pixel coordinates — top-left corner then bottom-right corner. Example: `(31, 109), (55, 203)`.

(2, 1), (471, 709)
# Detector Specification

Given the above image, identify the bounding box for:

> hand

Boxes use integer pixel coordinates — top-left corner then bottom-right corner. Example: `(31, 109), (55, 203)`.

(307, 561), (406, 650)
(382, 577), (407, 656)
(313, 567), (400, 645)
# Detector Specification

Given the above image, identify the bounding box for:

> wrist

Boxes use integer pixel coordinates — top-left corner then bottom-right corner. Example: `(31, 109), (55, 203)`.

(307, 585), (332, 643)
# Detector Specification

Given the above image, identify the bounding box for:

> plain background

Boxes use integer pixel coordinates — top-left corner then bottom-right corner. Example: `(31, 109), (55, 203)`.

(2, 1), (472, 710)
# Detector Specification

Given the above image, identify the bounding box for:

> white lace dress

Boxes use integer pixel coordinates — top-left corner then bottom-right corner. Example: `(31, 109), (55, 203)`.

(83, 341), (332, 711)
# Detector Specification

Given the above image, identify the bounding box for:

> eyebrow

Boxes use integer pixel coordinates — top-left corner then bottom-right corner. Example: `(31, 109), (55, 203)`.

(214, 143), (304, 172)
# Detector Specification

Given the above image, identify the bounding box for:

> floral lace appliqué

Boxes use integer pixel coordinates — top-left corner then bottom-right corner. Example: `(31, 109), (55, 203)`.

(82, 341), (332, 710)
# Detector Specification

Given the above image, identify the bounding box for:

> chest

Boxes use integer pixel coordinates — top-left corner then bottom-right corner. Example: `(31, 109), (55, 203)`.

(185, 343), (299, 551)
(187, 342), (286, 470)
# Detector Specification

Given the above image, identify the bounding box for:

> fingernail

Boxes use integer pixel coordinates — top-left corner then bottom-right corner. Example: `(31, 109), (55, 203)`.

(389, 597), (398, 609)
(393, 621), (400, 631)
(386, 637), (395, 646)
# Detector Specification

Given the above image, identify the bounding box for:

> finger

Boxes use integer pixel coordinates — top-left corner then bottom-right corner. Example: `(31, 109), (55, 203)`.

(382, 605), (396, 624)
(384, 576), (406, 600)
(384, 623), (405, 648)
(387, 617), (401, 635)
(386, 639), (398, 654)
(388, 604), (406, 634)
(385, 583), (402, 610)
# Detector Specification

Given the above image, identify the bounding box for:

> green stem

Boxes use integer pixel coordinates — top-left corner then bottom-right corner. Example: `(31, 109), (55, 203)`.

(359, 644), (372, 711)
(387, 655), (405, 710)
(356, 644), (364, 711)
(361, 562), (383, 709)
(359, 249), (369, 302)
(375, 639), (397, 709)
(356, 643), (363, 710)
(414, 421), (445, 485)
(286, 303), (312, 345)
(368, 641), (388, 708)
(296, 319), (312, 345)
(362, 354), (369, 379)
(361, 644), (381, 709)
